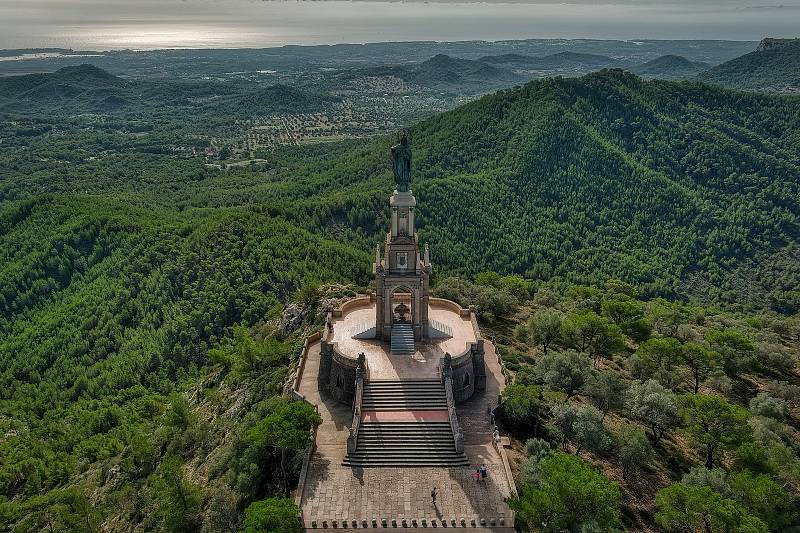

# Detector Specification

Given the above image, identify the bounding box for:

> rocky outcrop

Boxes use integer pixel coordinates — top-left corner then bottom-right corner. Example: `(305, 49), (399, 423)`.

(756, 38), (800, 52)
(278, 302), (309, 337)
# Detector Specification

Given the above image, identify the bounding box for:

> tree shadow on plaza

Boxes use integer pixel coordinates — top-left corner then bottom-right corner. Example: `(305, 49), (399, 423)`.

(319, 388), (356, 431)
(301, 454), (332, 504)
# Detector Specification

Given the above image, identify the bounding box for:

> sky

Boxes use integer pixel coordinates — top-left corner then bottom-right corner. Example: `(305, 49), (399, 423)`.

(1, 0), (798, 50)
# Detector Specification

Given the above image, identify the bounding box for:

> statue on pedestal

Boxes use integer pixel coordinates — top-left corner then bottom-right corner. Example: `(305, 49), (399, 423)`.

(391, 131), (412, 192)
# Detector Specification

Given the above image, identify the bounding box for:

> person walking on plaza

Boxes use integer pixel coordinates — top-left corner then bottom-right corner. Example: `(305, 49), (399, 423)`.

(431, 487), (437, 505)
(479, 463), (488, 482)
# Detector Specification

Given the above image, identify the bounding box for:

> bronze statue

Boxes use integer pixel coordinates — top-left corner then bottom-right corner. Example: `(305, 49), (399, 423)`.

(391, 131), (411, 192)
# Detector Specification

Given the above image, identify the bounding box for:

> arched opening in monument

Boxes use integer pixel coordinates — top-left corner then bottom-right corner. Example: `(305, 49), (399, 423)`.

(390, 285), (414, 325)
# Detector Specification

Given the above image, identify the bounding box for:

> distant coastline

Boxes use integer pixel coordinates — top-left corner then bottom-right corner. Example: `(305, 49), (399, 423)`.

(0, 0), (797, 51)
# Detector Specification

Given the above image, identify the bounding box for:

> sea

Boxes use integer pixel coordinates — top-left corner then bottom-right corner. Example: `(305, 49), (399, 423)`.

(0, 0), (798, 51)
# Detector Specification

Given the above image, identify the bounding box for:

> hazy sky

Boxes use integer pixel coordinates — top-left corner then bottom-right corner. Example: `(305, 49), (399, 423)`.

(1, 0), (798, 50)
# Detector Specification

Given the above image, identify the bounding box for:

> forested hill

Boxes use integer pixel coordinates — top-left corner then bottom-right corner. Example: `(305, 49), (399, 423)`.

(302, 69), (800, 311)
(699, 38), (800, 93)
(2, 67), (800, 529)
(631, 54), (708, 79)
(3, 69), (799, 313)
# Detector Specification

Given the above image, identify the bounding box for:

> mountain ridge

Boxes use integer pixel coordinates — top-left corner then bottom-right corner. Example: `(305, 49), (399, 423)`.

(699, 37), (800, 92)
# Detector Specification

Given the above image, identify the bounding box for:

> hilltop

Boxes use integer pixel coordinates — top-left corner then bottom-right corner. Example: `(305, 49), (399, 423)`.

(479, 51), (622, 71)
(319, 69), (798, 311)
(699, 37), (800, 93)
(0, 64), (127, 112)
(631, 54), (708, 80)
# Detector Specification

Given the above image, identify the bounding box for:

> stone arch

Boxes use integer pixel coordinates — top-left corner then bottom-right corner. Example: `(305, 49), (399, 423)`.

(390, 284), (415, 325)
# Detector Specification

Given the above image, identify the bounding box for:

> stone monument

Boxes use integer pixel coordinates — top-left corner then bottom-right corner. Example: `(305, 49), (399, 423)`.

(374, 131), (432, 343)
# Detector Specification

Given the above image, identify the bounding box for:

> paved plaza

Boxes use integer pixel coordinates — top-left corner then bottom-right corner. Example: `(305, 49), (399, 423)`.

(297, 336), (515, 530)
(330, 300), (477, 380)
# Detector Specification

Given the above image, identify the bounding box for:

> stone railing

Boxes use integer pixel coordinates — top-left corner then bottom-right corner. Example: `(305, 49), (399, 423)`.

(329, 294), (373, 321)
(290, 330), (323, 398)
(293, 399), (320, 514)
(346, 353), (367, 454)
(491, 429), (518, 500)
(441, 353), (465, 453)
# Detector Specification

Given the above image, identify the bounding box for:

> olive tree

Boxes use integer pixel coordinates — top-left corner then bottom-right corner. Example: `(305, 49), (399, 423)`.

(527, 308), (563, 355)
(617, 424), (654, 480)
(550, 403), (611, 456)
(535, 350), (594, 398)
(582, 371), (625, 420)
(624, 379), (679, 443)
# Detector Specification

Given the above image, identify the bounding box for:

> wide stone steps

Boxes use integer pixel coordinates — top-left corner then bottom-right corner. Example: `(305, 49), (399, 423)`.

(390, 323), (415, 355)
(345, 381), (467, 467)
(362, 379), (446, 410)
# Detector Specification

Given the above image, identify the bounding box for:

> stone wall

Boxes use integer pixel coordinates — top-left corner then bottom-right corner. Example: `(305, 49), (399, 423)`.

(449, 341), (486, 404)
(319, 341), (359, 405)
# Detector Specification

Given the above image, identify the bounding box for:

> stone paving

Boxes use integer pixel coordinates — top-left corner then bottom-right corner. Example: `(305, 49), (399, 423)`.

(297, 330), (515, 530)
(330, 301), (476, 380)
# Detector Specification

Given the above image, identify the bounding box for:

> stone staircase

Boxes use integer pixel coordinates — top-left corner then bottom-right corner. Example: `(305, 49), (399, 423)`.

(361, 379), (447, 411)
(343, 379), (468, 467)
(390, 323), (415, 355)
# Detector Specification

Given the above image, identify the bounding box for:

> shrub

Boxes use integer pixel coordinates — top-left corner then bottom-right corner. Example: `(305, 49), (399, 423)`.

(681, 466), (731, 497)
(733, 442), (773, 475)
(748, 392), (788, 421)
(755, 343), (796, 374)
(242, 498), (302, 533)
(501, 384), (543, 435)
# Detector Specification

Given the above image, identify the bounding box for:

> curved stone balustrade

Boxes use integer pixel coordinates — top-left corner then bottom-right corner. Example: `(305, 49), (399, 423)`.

(441, 353), (465, 453)
(346, 354), (366, 454)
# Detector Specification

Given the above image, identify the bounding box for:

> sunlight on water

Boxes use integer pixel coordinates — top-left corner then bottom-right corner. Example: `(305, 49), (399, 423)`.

(1, 0), (799, 50)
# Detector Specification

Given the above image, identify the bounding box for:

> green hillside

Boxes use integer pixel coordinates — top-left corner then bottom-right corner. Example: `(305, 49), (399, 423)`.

(480, 51), (622, 70)
(699, 38), (800, 93)
(1, 69), (800, 529)
(631, 54), (708, 80)
(308, 69), (800, 311)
